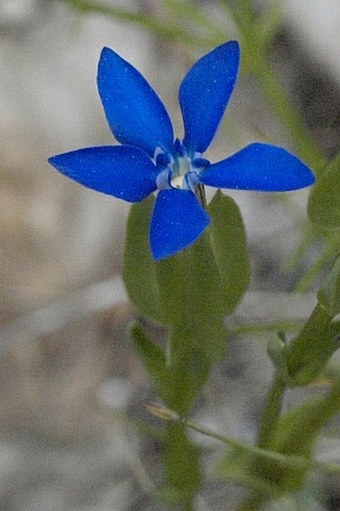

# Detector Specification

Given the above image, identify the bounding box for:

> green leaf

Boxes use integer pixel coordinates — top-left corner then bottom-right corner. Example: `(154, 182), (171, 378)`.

(308, 152), (340, 227)
(270, 397), (325, 455)
(217, 397), (325, 496)
(165, 325), (211, 415)
(130, 323), (171, 402)
(216, 447), (281, 496)
(318, 255), (340, 317)
(286, 304), (337, 386)
(123, 197), (164, 323)
(156, 232), (227, 362)
(263, 381), (340, 492)
(208, 191), (250, 315)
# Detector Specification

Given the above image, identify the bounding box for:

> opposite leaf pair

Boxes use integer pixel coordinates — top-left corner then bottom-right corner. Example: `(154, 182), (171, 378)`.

(48, 41), (314, 260)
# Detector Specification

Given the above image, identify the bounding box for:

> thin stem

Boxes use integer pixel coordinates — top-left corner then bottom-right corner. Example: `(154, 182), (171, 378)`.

(62, 0), (212, 47)
(228, 319), (303, 337)
(180, 416), (340, 475)
(256, 375), (286, 448)
(236, 373), (285, 511)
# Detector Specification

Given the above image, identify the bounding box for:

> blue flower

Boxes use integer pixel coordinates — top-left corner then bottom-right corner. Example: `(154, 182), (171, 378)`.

(48, 41), (314, 260)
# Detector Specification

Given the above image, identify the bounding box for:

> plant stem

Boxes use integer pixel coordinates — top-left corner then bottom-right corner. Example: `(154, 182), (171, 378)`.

(61, 0), (213, 47)
(235, 376), (286, 511)
(179, 415), (340, 475)
(256, 375), (286, 448)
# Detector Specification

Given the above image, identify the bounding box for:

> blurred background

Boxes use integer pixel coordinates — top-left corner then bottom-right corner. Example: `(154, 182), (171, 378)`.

(0, 0), (339, 509)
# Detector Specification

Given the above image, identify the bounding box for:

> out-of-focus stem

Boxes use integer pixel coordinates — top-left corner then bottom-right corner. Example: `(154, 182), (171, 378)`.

(256, 375), (285, 449)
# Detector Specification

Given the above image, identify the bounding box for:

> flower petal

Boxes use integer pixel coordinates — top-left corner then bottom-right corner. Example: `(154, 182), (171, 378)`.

(200, 143), (315, 191)
(97, 47), (174, 157)
(48, 145), (157, 202)
(150, 189), (210, 260)
(179, 41), (240, 155)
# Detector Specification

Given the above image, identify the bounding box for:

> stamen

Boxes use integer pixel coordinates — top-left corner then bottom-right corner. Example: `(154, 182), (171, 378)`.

(185, 172), (200, 193)
(156, 168), (171, 190)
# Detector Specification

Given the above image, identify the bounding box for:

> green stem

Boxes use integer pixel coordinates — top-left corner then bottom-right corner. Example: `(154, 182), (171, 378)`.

(228, 319), (303, 337)
(256, 375), (286, 449)
(61, 0), (213, 47)
(236, 376), (286, 511)
(180, 416), (340, 475)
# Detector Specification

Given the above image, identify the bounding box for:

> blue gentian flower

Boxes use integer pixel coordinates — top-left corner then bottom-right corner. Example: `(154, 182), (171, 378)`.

(48, 41), (314, 260)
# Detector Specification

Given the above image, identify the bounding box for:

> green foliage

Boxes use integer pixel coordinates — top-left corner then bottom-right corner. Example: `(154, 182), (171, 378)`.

(123, 184), (253, 507)
(318, 255), (340, 317)
(156, 233), (228, 362)
(164, 326), (212, 416)
(216, 446), (280, 496)
(130, 324), (170, 402)
(159, 423), (201, 505)
(218, 381), (340, 498)
(267, 337), (291, 385)
(123, 197), (164, 323)
(124, 189), (251, 505)
(308, 153), (340, 227)
(263, 380), (340, 492)
(267, 306), (339, 388)
(209, 191), (250, 315)
(286, 305), (338, 386)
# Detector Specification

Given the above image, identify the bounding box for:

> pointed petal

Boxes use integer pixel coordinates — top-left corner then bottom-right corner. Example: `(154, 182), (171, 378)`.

(150, 189), (210, 260)
(48, 145), (157, 202)
(200, 143), (315, 191)
(179, 41), (240, 155)
(97, 47), (174, 157)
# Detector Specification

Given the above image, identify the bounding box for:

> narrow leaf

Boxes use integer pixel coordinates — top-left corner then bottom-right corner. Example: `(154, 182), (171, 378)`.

(216, 447), (281, 496)
(318, 255), (340, 317)
(123, 196), (165, 323)
(130, 323), (170, 402)
(263, 381), (340, 492)
(308, 153), (340, 227)
(208, 191), (250, 314)
(156, 232), (227, 362)
(165, 325), (211, 415)
(286, 304), (337, 386)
